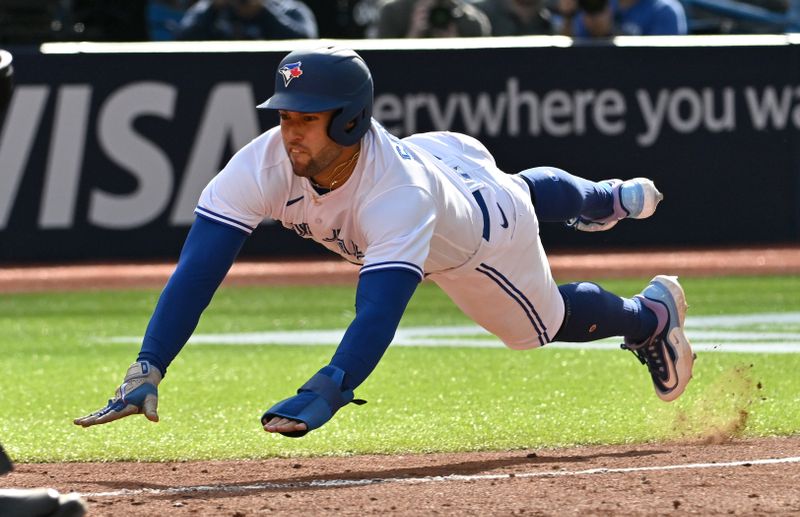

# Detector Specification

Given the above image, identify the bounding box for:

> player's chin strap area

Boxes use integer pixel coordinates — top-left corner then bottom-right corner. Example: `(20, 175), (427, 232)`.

(261, 365), (366, 438)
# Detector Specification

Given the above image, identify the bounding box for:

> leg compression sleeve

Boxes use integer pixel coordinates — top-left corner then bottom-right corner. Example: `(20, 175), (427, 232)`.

(137, 216), (248, 376)
(553, 282), (657, 343)
(517, 167), (614, 222)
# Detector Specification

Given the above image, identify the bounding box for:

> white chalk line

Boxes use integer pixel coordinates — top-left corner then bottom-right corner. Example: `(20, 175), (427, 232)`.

(78, 455), (800, 498)
(106, 311), (800, 353)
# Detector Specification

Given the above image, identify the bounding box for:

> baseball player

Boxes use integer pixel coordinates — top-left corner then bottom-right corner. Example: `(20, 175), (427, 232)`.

(75, 46), (694, 437)
(0, 49), (87, 517)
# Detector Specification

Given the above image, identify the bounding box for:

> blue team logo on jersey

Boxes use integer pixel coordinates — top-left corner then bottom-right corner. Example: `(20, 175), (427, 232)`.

(279, 61), (303, 87)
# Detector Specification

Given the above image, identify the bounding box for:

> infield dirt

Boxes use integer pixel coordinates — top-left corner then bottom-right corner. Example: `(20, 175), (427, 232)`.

(5, 437), (800, 516)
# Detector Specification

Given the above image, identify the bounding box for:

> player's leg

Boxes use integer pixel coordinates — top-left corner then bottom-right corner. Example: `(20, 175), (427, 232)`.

(553, 281), (656, 343)
(436, 265), (694, 402)
(432, 183), (693, 401)
(553, 276), (693, 402)
(430, 193), (656, 350)
(430, 233), (565, 350)
(431, 232), (660, 350)
(515, 166), (662, 231)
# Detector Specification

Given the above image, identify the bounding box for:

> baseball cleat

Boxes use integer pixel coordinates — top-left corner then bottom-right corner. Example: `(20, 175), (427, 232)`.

(622, 275), (694, 402)
(569, 178), (663, 232)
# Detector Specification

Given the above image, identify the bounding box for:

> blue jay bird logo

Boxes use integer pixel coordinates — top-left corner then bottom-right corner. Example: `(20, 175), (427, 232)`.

(279, 61), (303, 87)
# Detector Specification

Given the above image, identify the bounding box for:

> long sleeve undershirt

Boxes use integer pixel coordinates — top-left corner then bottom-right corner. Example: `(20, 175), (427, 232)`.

(137, 216), (248, 375)
(138, 216), (420, 389)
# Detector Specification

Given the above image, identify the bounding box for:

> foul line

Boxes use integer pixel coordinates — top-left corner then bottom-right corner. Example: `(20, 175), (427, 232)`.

(79, 455), (800, 498)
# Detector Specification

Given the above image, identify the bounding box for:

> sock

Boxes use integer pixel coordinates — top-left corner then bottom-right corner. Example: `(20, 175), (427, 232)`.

(517, 166), (614, 222)
(553, 282), (657, 343)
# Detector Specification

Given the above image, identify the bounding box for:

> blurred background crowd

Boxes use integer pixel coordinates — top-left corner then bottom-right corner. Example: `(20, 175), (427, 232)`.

(0, 0), (797, 46)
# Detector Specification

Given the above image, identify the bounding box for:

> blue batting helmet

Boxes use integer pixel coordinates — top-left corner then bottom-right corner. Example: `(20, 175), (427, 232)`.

(258, 46), (373, 147)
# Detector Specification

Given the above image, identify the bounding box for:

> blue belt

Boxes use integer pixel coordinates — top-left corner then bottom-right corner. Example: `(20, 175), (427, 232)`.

(472, 190), (490, 242)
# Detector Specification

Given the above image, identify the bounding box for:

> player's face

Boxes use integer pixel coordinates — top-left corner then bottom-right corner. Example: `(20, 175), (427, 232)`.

(279, 110), (344, 179)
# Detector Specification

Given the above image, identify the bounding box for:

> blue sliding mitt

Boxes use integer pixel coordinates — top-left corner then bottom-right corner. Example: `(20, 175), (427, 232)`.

(261, 365), (366, 437)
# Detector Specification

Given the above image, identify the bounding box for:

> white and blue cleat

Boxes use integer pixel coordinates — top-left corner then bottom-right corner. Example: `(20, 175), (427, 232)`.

(569, 178), (663, 232)
(622, 275), (695, 402)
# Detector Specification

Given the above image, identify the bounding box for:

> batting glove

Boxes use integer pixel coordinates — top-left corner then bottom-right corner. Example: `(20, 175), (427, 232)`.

(73, 361), (162, 427)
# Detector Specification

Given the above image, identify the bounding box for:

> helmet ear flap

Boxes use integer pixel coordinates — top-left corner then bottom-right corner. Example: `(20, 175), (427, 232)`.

(328, 92), (373, 147)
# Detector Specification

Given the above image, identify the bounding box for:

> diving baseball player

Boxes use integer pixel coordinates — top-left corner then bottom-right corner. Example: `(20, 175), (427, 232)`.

(75, 47), (694, 437)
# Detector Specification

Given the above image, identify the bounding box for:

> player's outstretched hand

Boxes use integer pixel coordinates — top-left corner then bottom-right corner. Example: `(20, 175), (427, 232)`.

(262, 416), (308, 434)
(74, 361), (162, 427)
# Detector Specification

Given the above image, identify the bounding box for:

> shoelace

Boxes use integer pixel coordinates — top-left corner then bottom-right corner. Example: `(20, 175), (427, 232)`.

(620, 340), (665, 374)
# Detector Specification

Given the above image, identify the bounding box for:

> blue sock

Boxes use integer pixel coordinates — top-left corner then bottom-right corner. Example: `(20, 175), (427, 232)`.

(517, 167), (614, 222)
(553, 282), (657, 343)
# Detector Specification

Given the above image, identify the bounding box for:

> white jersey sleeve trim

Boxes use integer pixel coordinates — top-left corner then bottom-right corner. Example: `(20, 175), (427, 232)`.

(195, 206), (255, 234)
(360, 261), (424, 280)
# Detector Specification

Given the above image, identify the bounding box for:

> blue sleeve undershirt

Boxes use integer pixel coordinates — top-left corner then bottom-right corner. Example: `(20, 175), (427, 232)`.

(137, 215), (248, 376)
(137, 213), (420, 394)
(331, 268), (420, 391)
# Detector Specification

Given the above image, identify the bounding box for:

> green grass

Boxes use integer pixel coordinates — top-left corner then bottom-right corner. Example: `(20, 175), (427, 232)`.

(1, 276), (799, 462)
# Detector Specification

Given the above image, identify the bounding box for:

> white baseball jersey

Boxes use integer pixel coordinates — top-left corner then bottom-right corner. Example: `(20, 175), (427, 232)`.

(197, 119), (564, 349)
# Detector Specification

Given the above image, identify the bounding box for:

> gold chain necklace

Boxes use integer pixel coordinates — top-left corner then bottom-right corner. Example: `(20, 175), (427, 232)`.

(323, 150), (360, 191)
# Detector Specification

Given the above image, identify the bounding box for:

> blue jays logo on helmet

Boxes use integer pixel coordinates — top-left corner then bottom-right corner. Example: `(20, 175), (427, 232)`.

(279, 61), (303, 87)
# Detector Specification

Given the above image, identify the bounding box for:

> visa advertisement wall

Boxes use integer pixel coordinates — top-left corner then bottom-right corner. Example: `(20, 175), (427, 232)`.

(1, 42), (798, 262)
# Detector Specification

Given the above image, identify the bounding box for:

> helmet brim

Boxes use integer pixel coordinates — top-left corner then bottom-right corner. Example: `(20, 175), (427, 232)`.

(257, 91), (346, 113)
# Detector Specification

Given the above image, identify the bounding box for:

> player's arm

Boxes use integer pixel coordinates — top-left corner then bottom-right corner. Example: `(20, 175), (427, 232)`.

(262, 186), (434, 436)
(74, 136), (266, 428)
(137, 215), (248, 376)
(74, 216), (248, 427)
(262, 268), (420, 436)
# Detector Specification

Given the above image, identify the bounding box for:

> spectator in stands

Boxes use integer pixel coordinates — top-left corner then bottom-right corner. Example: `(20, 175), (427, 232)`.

(36, 1), (150, 42)
(684, 0), (789, 34)
(303, 0), (382, 38)
(148, 0), (194, 40)
(558, 0), (687, 36)
(472, 0), (555, 35)
(375, 0), (491, 38)
(174, 0), (317, 40)
(70, 0), (150, 41)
